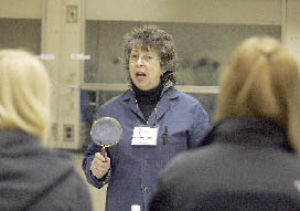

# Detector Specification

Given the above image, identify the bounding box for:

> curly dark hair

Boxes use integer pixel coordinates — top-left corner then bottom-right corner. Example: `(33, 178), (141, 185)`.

(123, 24), (177, 84)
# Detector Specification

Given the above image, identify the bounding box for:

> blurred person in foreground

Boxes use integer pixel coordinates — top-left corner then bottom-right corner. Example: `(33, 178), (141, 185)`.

(149, 37), (300, 211)
(0, 50), (92, 211)
(82, 24), (210, 211)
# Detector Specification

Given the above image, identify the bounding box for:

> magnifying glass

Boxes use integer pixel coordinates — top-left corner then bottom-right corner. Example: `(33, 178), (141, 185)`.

(90, 117), (123, 155)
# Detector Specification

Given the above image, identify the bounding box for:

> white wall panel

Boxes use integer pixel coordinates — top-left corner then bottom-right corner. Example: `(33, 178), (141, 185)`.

(284, 0), (300, 64)
(0, 0), (41, 19)
(86, 0), (282, 25)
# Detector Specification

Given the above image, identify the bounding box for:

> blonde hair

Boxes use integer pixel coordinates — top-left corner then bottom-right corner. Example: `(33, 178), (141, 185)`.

(0, 49), (51, 143)
(216, 37), (300, 152)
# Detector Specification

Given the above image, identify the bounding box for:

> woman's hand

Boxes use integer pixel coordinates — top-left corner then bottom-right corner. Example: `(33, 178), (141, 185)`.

(90, 151), (111, 179)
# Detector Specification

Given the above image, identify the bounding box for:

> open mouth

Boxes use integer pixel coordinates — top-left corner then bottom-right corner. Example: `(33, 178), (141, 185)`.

(135, 72), (146, 82)
(136, 72), (146, 77)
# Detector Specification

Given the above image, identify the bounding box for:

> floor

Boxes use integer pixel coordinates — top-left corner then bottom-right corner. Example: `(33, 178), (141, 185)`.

(72, 152), (107, 211)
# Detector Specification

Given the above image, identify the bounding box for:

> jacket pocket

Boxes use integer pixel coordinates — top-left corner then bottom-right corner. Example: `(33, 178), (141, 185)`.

(167, 131), (188, 158)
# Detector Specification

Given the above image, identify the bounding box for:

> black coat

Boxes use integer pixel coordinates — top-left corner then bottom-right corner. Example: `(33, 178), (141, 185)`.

(0, 130), (92, 211)
(149, 117), (300, 211)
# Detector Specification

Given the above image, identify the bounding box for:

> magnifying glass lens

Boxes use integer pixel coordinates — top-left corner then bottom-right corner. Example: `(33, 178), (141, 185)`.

(90, 117), (122, 147)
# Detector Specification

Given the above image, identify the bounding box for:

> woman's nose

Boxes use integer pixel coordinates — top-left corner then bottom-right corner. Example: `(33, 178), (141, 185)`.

(137, 56), (144, 65)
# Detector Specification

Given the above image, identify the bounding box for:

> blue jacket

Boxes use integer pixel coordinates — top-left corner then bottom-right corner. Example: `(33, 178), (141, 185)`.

(82, 87), (210, 211)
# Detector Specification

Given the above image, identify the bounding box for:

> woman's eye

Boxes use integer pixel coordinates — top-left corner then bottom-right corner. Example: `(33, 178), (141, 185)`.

(131, 54), (138, 59)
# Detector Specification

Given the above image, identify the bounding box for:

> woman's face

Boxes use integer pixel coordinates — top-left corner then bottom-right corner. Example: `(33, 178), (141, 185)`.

(129, 47), (165, 91)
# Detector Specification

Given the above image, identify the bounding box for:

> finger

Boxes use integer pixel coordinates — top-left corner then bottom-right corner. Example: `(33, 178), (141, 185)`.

(94, 168), (107, 179)
(95, 152), (103, 159)
(105, 156), (111, 164)
(94, 171), (103, 179)
(95, 152), (106, 162)
(93, 162), (105, 171)
(90, 165), (97, 174)
(91, 165), (105, 176)
(94, 159), (109, 169)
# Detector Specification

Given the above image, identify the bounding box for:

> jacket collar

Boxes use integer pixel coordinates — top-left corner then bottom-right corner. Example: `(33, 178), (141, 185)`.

(121, 86), (180, 124)
(127, 79), (174, 96)
(198, 117), (293, 152)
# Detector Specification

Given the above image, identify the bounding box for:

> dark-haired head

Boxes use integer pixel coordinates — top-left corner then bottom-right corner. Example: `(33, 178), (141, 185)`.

(124, 25), (177, 84)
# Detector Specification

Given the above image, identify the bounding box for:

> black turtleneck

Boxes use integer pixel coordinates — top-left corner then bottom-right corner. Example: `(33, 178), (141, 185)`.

(132, 82), (164, 121)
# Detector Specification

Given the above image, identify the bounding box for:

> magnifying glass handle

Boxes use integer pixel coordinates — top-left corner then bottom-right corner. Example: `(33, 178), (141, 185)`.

(100, 147), (107, 162)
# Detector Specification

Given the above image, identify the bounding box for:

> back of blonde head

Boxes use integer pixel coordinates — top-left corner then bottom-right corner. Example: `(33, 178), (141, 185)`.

(216, 37), (300, 152)
(0, 49), (50, 142)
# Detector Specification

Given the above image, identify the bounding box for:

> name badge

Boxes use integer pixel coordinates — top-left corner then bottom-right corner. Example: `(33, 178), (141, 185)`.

(131, 126), (159, 146)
